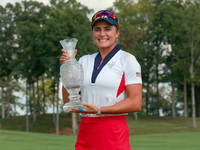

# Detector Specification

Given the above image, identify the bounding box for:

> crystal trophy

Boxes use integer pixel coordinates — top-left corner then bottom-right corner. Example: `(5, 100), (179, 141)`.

(60, 38), (84, 112)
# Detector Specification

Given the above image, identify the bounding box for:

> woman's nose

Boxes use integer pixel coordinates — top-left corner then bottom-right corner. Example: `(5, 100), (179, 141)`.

(100, 30), (105, 36)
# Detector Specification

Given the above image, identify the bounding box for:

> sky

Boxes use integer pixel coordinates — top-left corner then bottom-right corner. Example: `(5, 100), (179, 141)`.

(0, 0), (116, 14)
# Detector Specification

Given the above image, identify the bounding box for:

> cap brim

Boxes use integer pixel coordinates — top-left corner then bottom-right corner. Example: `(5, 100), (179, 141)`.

(91, 18), (118, 29)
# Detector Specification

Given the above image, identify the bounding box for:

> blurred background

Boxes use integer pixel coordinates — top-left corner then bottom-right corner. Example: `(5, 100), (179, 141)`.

(0, 0), (200, 147)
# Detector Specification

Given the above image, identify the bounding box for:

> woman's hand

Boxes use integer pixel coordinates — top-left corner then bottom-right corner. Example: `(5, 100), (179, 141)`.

(60, 49), (77, 64)
(68, 102), (98, 114)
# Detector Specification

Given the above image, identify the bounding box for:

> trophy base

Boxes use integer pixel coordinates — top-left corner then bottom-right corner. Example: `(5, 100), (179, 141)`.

(63, 101), (85, 112)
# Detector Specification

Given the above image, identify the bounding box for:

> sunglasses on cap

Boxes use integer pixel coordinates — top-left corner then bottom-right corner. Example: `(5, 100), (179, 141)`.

(91, 10), (119, 29)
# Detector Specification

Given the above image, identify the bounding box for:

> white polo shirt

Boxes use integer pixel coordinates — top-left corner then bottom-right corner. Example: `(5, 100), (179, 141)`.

(78, 45), (142, 117)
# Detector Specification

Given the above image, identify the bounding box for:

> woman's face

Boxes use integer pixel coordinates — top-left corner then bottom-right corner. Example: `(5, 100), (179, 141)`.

(92, 20), (119, 51)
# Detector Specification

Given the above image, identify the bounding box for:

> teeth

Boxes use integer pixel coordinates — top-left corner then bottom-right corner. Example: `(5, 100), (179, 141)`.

(99, 39), (107, 41)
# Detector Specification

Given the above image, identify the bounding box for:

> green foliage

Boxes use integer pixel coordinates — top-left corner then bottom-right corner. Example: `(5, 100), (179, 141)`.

(44, 0), (96, 77)
(0, 0), (96, 117)
(14, 0), (50, 81)
(0, 3), (16, 78)
(113, 0), (200, 116)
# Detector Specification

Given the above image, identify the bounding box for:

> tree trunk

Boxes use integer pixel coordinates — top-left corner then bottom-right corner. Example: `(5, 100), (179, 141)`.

(72, 113), (78, 136)
(190, 43), (196, 128)
(32, 82), (36, 122)
(146, 72), (150, 115)
(56, 76), (60, 135)
(42, 75), (46, 114)
(1, 86), (5, 119)
(184, 76), (188, 117)
(195, 85), (200, 117)
(26, 81), (29, 132)
(198, 87), (200, 117)
(156, 63), (160, 116)
(52, 86), (55, 123)
(134, 112), (138, 120)
(171, 82), (176, 119)
(191, 82), (196, 128)
(6, 75), (10, 119)
(36, 78), (40, 116)
(29, 83), (32, 115)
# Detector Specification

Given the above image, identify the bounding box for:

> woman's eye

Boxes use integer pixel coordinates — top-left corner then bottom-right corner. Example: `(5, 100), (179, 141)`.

(106, 28), (112, 31)
(94, 29), (100, 31)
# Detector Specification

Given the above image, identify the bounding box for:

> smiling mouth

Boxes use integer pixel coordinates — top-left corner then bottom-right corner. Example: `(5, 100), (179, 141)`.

(99, 39), (107, 42)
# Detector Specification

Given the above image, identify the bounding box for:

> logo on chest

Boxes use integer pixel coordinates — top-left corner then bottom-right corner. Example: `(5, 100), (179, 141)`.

(108, 61), (115, 68)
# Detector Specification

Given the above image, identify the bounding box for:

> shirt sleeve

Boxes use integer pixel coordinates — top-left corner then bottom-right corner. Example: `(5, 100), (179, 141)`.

(78, 56), (83, 64)
(124, 53), (142, 85)
(78, 55), (86, 66)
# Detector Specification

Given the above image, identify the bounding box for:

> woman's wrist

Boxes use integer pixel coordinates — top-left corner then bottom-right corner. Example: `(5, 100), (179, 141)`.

(96, 106), (101, 116)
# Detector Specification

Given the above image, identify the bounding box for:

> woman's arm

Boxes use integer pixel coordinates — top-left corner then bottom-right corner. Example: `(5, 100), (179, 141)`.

(69, 83), (142, 114)
(101, 83), (142, 114)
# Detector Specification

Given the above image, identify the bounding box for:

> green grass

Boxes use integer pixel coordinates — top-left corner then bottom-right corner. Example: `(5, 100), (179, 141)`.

(126, 115), (200, 135)
(0, 129), (76, 150)
(0, 115), (200, 150)
(130, 132), (200, 150)
(0, 114), (200, 136)
(0, 130), (199, 150)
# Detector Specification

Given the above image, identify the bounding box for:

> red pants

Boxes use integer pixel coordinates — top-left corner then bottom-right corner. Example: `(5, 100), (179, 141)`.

(75, 115), (131, 150)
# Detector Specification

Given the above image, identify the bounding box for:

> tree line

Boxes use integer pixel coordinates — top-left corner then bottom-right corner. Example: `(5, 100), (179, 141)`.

(112, 0), (200, 128)
(0, 0), (200, 135)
